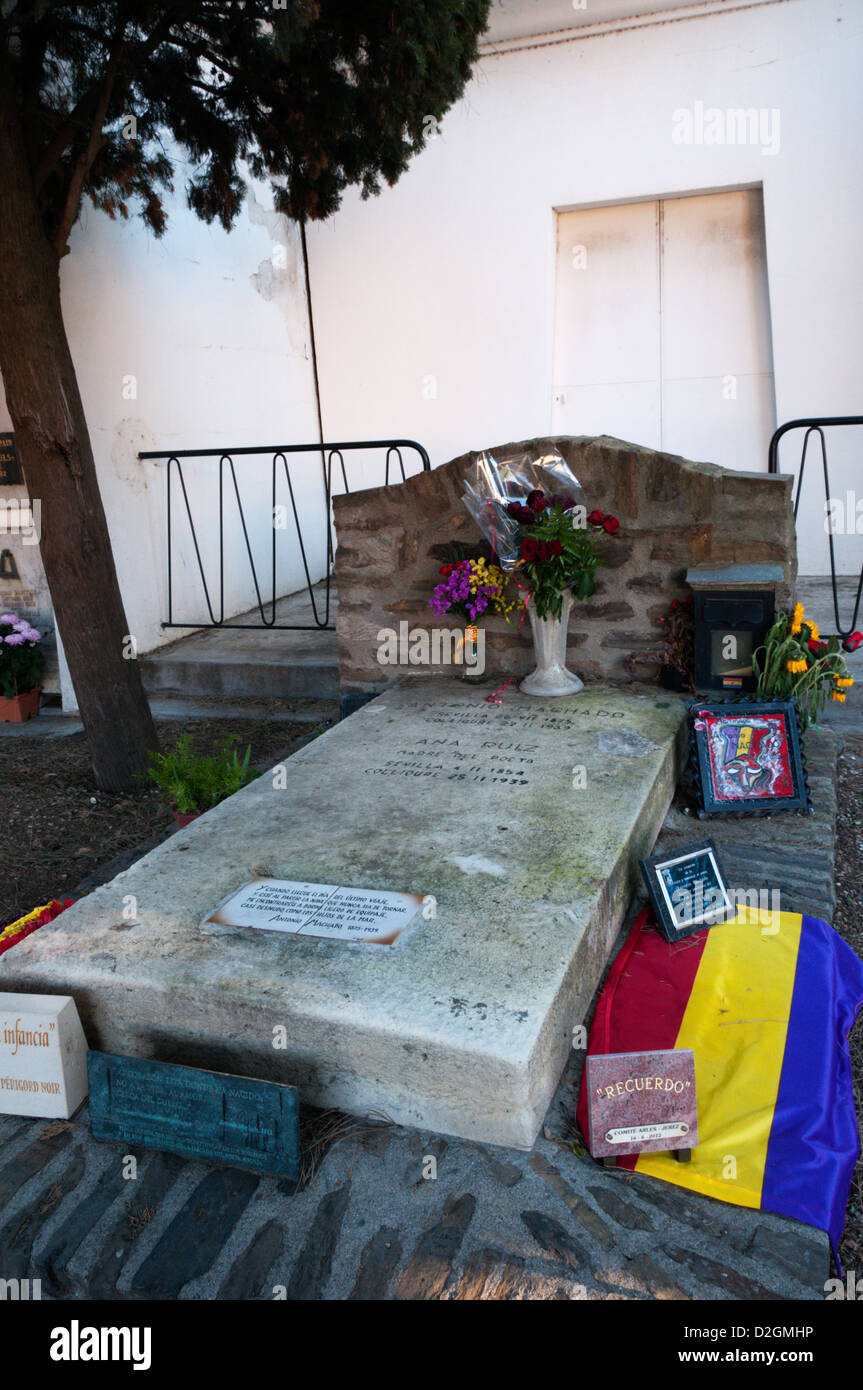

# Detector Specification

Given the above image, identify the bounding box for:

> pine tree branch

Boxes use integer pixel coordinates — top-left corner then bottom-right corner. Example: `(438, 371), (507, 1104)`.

(34, 86), (105, 190)
(34, 9), (181, 191)
(50, 49), (123, 259)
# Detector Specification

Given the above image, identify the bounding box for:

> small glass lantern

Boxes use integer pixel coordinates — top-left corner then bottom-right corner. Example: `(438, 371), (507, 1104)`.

(686, 564), (781, 694)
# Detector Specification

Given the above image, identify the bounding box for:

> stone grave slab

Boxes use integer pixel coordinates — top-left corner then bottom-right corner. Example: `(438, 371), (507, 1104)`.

(0, 681), (685, 1148)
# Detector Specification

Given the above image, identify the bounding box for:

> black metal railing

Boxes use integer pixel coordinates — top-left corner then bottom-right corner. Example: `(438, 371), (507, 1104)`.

(768, 416), (863, 642)
(138, 439), (430, 631)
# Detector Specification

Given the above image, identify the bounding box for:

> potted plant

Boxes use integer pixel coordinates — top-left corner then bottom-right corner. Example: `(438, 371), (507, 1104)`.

(752, 602), (854, 728)
(0, 612), (45, 721)
(504, 494), (621, 696)
(147, 734), (259, 826)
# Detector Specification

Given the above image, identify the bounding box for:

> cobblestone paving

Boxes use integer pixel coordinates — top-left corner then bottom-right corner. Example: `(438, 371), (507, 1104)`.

(0, 732), (840, 1301)
(0, 1108), (827, 1301)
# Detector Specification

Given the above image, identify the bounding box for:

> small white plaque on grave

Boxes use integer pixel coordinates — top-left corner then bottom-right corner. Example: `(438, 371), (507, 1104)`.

(0, 993), (88, 1118)
(204, 878), (426, 946)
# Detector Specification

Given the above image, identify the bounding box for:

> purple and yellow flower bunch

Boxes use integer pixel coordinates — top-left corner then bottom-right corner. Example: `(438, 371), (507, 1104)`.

(429, 557), (520, 625)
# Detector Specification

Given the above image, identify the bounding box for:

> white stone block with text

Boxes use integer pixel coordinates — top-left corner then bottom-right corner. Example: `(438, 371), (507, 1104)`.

(0, 993), (88, 1118)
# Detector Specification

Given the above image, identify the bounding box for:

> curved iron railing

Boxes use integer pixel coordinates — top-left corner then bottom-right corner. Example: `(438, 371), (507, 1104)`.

(138, 439), (430, 631)
(768, 416), (863, 642)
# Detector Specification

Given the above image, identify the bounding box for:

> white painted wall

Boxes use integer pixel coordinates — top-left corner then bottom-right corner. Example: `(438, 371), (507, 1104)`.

(306, 0), (863, 576)
(1, 160), (321, 708)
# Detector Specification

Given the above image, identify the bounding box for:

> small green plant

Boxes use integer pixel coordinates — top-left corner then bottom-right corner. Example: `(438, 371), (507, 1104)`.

(147, 735), (259, 815)
(753, 603), (854, 728)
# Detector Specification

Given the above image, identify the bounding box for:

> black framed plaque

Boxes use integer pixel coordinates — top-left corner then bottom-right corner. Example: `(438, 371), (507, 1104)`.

(640, 838), (734, 942)
(687, 697), (811, 818)
(0, 433), (22, 485)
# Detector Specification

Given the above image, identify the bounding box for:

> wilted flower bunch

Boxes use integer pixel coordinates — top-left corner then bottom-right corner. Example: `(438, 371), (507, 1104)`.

(503, 490), (622, 621)
(655, 594), (695, 682)
(429, 557), (520, 625)
(0, 612), (45, 700)
(753, 602), (854, 727)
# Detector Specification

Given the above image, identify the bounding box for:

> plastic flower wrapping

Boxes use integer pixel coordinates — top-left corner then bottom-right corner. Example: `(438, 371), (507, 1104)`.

(461, 447), (588, 570)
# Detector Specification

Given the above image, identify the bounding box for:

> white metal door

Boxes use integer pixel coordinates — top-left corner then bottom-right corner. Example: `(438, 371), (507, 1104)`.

(552, 199), (661, 449)
(552, 190), (775, 470)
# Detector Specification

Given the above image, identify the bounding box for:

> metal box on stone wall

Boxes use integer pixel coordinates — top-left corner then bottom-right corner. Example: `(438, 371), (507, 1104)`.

(687, 564), (781, 694)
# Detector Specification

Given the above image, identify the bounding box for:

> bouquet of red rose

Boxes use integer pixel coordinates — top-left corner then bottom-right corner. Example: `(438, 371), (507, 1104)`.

(506, 493), (621, 620)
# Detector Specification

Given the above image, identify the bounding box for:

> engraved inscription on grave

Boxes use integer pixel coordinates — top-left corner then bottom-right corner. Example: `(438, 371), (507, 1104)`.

(585, 1048), (698, 1158)
(0, 993), (88, 1120)
(366, 701), (625, 788)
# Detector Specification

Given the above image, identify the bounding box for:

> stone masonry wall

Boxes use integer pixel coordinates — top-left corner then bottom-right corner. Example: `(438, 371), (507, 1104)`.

(333, 435), (796, 695)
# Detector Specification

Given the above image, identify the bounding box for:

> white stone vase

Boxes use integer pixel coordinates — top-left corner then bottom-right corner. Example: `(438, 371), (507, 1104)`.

(520, 592), (584, 697)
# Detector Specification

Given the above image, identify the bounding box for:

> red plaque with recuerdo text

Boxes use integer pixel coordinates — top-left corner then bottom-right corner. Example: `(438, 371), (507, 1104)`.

(585, 1048), (698, 1158)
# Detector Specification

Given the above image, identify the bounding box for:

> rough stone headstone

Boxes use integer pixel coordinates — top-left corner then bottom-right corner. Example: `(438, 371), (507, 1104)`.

(0, 992), (87, 1118)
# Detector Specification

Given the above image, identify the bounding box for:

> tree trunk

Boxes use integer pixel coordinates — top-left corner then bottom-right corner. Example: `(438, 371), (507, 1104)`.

(0, 89), (158, 791)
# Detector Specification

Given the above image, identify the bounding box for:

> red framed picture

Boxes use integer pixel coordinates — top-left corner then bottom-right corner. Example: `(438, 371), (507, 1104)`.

(688, 699), (811, 817)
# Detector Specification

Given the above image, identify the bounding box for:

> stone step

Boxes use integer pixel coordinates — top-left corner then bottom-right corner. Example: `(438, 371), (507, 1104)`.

(146, 695), (341, 724)
(140, 582), (340, 701)
(141, 646), (339, 701)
